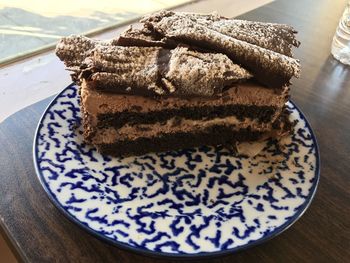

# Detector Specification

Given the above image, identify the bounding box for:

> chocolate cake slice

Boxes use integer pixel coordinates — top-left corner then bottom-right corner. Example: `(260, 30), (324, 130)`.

(80, 80), (290, 156)
(56, 11), (300, 157)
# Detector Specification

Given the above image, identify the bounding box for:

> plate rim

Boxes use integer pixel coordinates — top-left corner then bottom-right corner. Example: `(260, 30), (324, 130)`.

(33, 83), (320, 259)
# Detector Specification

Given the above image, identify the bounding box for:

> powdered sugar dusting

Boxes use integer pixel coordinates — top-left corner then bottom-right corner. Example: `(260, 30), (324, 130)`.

(56, 11), (301, 96)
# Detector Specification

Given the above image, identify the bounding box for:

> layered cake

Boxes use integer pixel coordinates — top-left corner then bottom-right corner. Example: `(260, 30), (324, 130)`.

(56, 11), (300, 156)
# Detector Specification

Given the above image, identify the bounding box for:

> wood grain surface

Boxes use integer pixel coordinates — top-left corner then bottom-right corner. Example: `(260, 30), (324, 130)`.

(1, 0), (350, 262)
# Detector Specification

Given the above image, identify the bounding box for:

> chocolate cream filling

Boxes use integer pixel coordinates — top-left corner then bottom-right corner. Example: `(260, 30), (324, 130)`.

(81, 79), (289, 128)
(90, 115), (275, 144)
(82, 80), (288, 113)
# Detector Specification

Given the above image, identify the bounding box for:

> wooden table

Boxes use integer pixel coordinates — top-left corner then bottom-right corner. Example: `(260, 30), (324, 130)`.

(1, 0), (349, 262)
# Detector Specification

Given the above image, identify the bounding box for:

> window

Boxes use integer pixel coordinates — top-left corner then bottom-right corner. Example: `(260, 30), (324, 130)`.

(0, 0), (191, 65)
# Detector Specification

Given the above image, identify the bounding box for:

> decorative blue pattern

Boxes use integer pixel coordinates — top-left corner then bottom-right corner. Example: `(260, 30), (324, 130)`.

(33, 84), (319, 257)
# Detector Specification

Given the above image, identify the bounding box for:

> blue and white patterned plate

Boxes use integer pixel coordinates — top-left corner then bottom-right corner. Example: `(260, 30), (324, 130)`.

(33, 84), (319, 258)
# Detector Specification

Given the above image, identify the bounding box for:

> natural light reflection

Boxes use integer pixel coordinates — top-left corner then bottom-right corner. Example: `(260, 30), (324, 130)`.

(1, 26), (42, 32)
(0, 29), (62, 39)
(325, 59), (349, 94)
(310, 56), (350, 107)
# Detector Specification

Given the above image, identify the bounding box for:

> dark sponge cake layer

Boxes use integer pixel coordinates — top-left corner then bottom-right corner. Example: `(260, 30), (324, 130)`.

(97, 104), (276, 130)
(96, 125), (264, 157)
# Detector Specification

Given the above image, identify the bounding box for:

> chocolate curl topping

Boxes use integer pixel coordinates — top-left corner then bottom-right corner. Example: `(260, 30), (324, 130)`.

(141, 11), (300, 88)
(55, 35), (119, 82)
(55, 11), (301, 96)
(56, 36), (252, 96)
(87, 44), (252, 96)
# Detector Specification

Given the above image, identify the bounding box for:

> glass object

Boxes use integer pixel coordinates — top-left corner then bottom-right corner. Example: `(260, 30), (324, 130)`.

(331, 1), (350, 65)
